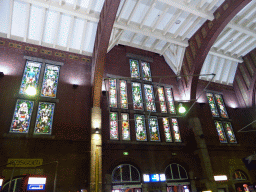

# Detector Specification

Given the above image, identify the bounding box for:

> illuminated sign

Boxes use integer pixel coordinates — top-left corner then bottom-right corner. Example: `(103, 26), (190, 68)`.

(214, 175), (227, 181)
(0, 178), (3, 190)
(151, 174), (159, 182)
(7, 159), (43, 167)
(27, 177), (46, 191)
(143, 174), (166, 182)
(143, 174), (150, 182)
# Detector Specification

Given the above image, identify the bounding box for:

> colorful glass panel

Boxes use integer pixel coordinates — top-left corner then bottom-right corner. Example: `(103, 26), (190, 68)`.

(41, 64), (60, 98)
(132, 82), (144, 110)
(141, 61), (152, 81)
(223, 122), (237, 143)
(134, 114), (147, 141)
(19, 61), (41, 95)
(144, 84), (156, 112)
(109, 79), (117, 108)
(110, 112), (118, 140)
(120, 80), (128, 109)
(149, 116), (160, 141)
(165, 88), (176, 114)
(214, 121), (227, 143)
(121, 113), (130, 140)
(206, 93), (219, 117)
(34, 102), (55, 134)
(10, 99), (34, 133)
(158, 87), (167, 113)
(171, 118), (181, 142)
(215, 94), (228, 118)
(129, 59), (140, 79)
(163, 117), (172, 142)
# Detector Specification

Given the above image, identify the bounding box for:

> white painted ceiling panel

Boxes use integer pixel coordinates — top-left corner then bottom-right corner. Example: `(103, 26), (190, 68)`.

(80, 0), (91, 9)
(28, 5), (44, 41)
(168, 12), (190, 34)
(221, 60), (232, 83)
(116, 0), (125, 18)
(57, 14), (72, 47)
(155, 40), (165, 50)
(130, 3), (148, 24)
(200, 55), (211, 77)
(227, 62), (238, 84)
(0, 0), (10, 34)
(83, 21), (97, 53)
(145, 37), (156, 48)
(43, 10), (59, 44)
(70, 18), (85, 50)
(214, 58), (225, 81)
(94, 0), (105, 13)
(11, 1), (27, 37)
(65, 0), (75, 4)
(187, 18), (207, 39)
(143, 6), (161, 27)
(121, 31), (134, 42)
(133, 33), (145, 45)
(120, 0), (136, 20)
(156, 9), (175, 31)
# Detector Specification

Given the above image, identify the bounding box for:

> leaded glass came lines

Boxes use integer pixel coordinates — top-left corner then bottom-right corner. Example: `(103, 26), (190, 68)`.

(132, 82), (143, 110)
(223, 122), (237, 143)
(149, 116), (160, 141)
(141, 61), (152, 81)
(215, 94), (228, 118)
(110, 112), (119, 140)
(135, 114), (147, 141)
(121, 113), (130, 140)
(120, 80), (128, 109)
(158, 87), (167, 113)
(214, 121), (227, 143)
(172, 118), (181, 142)
(130, 59), (140, 79)
(166, 88), (176, 114)
(163, 117), (172, 142)
(144, 84), (156, 112)
(109, 79), (117, 108)
(206, 93), (219, 117)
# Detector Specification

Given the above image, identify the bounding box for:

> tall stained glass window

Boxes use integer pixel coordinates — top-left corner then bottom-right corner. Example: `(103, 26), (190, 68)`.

(215, 94), (228, 118)
(158, 87), (167, 113)
(149, 117), (160, 141)
(223, 122), (236, 143)
(214, 121), (227, 143)
(132, 82), (143, 110)
(163, 118), (172, 142)
(206, 93), (219, 117)
(166, 88), (176, 114)
(130, 59), (140, 79)
(10, 100), (34, 133)
(144, 84), (156, 112)
(172, 118), (181, 142)
(121, 113), (130, 140)
(19, 61), (41, 95)
(34, 102), (55, 134)
(110, 112), (119, 140)
(109, 79), (117, 108)
(120, 80), (128, 109)
(134, 114), (147, 141)
(141, 61), (152, 81)
(41, 64), (60, 98)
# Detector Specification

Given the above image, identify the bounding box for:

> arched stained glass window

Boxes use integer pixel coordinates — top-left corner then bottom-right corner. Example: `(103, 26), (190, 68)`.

(112, 164), (141, 183)
(233, 170), (247, 180)
(165, 163), (188, 180)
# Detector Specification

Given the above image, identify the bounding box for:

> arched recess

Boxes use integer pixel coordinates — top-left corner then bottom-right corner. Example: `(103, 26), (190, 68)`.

(178, 0), (251, 101)
(2, 176), (25, 192)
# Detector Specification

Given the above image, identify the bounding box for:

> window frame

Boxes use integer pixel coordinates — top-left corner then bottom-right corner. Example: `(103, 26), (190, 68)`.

(112, 164), (141, 184)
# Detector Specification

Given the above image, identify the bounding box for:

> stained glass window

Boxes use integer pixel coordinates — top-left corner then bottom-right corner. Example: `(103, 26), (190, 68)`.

(206, 93), (219, 117)
(121, 113), (130, 140)
(163, 118), (172, 142)
(132, 82), (144, 110)
(215, 94), (228, 118)
(149, 116), (160, 141)
(171, 118), (181, 142)
(109, 79), (117, 108)
(10, 99), (34, 133)
(134, 114), (147, 141)
(214, 121), (227, 143)
(158, 87), (167, 113)
(110, 112), (119, 140)
(130, 59), (140, 79)
(141, 61), (152, 81)
(41, 64), (60, 98)
(223, 122), (236, 143)
(166, 88), (176, 114)
(34, 102), (55, 134)
(19, 61), (41, 95)
(144, 84), (156, 112)
(120, 80), (128, 109)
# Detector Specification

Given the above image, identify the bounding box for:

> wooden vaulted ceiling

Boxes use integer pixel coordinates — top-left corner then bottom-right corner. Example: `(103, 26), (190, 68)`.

(0, 0), (255, 87)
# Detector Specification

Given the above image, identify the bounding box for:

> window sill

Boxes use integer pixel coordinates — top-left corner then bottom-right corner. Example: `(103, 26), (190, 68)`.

(107, 140), (186, 146)
(3, 133), (55, 139)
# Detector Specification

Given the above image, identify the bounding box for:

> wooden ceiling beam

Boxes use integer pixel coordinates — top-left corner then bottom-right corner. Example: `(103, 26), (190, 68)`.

(127, 0), (142, 25)
(140, 0), (157, 29)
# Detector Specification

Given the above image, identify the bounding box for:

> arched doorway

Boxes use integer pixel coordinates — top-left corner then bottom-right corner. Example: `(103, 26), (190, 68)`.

(2, 177), (24, 192)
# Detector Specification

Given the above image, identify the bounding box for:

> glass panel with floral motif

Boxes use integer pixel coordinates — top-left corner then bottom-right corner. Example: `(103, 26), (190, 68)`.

(215, 94), (228, 118)
(223, 122), (236, 143)
(119, 80), (128, 109)
(109, 79), (117, 108)
(141, 61), (152, 81)
(163, 117), (172, 142)
(121, 113), (130, 140)
(214, 121), (227, 143)
(129, 59), (140, 79)
(34, 102), (55, 134)
(149, 116), (160, 141)
(165, 88), (176, 114)
(158, 87), (167, 113)
(132, 82), (144, 110)
(134, 114), (147, 141)
(41, 64), (60, 98)
(19, 61), (41, 95)
(206, 93), (219, 117)
(10, 99), (34, 133)
(144, 84), (156, 112)
(171, 118), (181, 142)
(110, 112), (119, 140)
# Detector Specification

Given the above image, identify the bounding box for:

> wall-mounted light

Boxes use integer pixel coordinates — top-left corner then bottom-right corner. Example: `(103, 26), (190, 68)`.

(123, 152), (129, 156)
(95, 128), (100, 134)
(25, 86), (37, 96)
(73, 84), (78, 89)
(178, 103), (186, 114)
(0, 72), (4, 77)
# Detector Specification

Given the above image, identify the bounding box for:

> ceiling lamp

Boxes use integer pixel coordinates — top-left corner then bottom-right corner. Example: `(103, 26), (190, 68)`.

(178, 103), (186, 114)
(175, 20), (181, 24)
